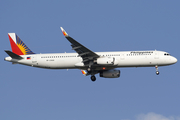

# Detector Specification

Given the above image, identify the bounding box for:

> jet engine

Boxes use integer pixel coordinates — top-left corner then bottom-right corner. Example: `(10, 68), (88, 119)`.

(99, 69), (120, 78)
(97, 57), (115, 65)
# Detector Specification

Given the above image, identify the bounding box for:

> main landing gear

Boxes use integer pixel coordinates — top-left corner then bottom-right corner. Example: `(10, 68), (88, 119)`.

(91, 75), (96, 81)
(88, 64), (96, 81)
(155, 65), (160, 75)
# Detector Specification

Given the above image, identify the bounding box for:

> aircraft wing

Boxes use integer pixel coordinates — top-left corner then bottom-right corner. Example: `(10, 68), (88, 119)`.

(60, 27), (99, 65)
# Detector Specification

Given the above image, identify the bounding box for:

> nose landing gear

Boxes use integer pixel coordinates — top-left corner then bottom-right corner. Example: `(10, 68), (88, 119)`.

(155, 65), (160, 75)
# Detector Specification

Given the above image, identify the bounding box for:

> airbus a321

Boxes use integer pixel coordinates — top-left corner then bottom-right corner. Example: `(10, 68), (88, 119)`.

(4, 27), (177, 81)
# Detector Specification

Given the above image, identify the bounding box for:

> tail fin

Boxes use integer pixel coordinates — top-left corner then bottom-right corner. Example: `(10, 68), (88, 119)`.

(8, 33), (34, 55)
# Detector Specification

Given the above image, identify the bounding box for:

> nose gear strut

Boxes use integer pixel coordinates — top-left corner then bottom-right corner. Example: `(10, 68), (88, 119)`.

(155, 65), (159, 75)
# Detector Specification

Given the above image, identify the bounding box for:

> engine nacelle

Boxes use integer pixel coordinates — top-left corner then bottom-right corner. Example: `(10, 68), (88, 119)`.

(99, 69), (120, 78)
(97, 57), (115, 65)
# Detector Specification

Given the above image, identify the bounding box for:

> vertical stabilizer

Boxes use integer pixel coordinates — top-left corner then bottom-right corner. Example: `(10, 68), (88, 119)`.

(8, 33), (34, 55)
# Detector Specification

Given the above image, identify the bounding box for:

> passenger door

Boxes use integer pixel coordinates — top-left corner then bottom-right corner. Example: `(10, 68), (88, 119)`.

(154, 51), (159, 59)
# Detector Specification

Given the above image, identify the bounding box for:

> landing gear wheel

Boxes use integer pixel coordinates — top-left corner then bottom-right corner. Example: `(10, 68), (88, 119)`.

(156, 71), (159, 75)
(91, 75), (96, 81)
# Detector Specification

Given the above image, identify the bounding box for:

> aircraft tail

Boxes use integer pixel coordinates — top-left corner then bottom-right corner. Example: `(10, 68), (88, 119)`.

(8, 33), (34, 55)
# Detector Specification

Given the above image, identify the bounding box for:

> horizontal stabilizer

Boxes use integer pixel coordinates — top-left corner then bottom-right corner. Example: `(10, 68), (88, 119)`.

(5, 50), (23, 59)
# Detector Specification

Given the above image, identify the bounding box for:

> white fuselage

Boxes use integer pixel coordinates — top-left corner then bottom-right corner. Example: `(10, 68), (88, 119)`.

(4, 50), (177, 70)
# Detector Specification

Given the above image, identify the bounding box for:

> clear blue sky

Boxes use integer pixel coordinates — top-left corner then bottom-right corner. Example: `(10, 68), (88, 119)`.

(1, 0), (180, 120)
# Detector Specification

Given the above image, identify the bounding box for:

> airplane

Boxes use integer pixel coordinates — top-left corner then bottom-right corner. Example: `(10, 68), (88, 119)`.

(4, 27), (177, 81)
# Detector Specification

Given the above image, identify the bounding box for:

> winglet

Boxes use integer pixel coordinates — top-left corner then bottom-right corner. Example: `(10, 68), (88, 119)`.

(60, 27), (68, 37)
(81, 70), (88, 76)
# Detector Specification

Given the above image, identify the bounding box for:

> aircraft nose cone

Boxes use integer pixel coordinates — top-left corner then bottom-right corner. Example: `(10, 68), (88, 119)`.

(172, 57), (177, 64)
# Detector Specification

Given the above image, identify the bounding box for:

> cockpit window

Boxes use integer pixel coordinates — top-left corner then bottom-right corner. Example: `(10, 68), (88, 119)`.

(164, 53), (170, 56)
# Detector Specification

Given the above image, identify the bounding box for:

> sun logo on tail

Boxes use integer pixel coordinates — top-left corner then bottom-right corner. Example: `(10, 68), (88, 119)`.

(16, 35), (34, 55)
